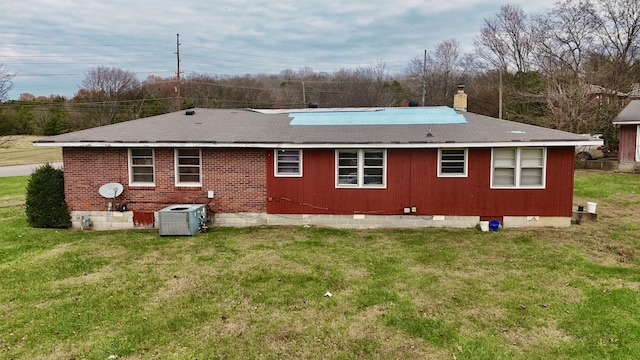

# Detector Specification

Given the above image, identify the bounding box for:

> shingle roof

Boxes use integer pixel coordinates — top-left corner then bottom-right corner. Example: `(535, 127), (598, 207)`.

(35, 107), (599, 148)
(613, 100), (640, 125)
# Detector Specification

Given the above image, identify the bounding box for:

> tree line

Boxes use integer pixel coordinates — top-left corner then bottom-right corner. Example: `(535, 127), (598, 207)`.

(1, 0), (639, 149)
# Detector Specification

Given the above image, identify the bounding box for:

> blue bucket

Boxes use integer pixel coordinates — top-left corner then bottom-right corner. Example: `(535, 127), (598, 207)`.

(489, 220), (500, 231)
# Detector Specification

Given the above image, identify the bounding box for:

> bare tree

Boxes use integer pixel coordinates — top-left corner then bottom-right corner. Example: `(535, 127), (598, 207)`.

(589, 0), (640, 67)
(74, 66), (142, 126)
(532, 0), (596, 77)
(541, 75), (621, 139)
(475, 5), (534, 74)
(356, 61), (397, 107)
(407, 39), (472, 106)
(542, 78), (592, 132)
(325, 62), (397, 107)
(0, 64), (16, 147)
(0, 64), (14, 102)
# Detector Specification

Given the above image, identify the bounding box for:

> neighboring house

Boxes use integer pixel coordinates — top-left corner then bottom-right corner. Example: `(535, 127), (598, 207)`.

(627, 83), (640, 102)
(35, 93), (601, 230)
(613, 100), (640, 172)
(585, 84), (627, 107)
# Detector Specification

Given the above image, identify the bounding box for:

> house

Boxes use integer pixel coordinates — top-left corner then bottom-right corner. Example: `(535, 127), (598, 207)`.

(626, 83), (640, 102)
(613, 100), (640, 172)
(585, 84), (627, 107)
(34, 94), (601, 230)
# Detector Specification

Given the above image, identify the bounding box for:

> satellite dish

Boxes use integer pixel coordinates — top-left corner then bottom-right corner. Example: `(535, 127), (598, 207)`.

(99, 182), (124, 199)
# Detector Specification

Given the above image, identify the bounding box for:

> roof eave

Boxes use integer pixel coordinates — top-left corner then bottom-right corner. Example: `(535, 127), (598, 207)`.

(613, 121), (640, 125)
(33, 140), (602, 149)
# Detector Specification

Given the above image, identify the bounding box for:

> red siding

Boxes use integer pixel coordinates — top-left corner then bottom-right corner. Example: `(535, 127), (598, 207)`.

(63, 146), (575, 220)
(267, 147), (575, 217)
(618, 125), (638, 163)
(63, 148), (267, 214)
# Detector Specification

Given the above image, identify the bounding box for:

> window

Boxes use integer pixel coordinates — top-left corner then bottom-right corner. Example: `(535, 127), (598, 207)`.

(492, 147), (545, 188)
(275, 149), (302, 177)
(175, 148), (201, 186)
(129, 148), (154, 185)
(438, 148), (467, 177)
(336, 149), (385, 187)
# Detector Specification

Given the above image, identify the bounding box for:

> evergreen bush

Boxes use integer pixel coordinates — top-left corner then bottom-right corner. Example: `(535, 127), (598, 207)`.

(25, 163), (71, 228)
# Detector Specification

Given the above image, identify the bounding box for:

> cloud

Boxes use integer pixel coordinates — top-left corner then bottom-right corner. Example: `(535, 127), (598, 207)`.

(1, 0), (558, 99)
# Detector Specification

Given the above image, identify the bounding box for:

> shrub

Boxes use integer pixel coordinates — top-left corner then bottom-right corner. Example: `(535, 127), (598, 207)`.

(25, 163), (71, 228)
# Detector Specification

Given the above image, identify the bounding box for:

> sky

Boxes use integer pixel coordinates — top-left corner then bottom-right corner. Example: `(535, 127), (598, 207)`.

(1, 0), (559, 100)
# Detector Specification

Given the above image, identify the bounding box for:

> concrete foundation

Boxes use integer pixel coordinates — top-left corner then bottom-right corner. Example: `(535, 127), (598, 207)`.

(71, 211), (573, 231)
(571, 210), (598, 224)
(215, 213), (571, 229)
(502, 216), (571, 228)
(617, 162), (640, 173)
(213, 213), (481, 229)
(575, 159), (618, 171)
(71, 210), (133, 231)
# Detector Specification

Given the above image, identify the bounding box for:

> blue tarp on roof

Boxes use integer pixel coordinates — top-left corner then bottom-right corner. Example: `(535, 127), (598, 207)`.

(289, 107), (467, 125)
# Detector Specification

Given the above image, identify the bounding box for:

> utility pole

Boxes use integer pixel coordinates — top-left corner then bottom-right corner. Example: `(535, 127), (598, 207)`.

(302, 81), (306, 106)
(176, 33), (181, 111)
(421, 49), (426, 107)
(498, 67), (503, 119)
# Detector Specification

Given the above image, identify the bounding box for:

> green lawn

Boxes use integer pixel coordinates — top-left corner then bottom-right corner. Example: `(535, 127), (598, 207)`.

(0, 136), (62, 166)
(0, 171), (639, 359)
(0, 175), (27, 206)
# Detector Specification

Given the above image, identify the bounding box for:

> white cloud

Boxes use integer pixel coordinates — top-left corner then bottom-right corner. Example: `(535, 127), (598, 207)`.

(1, 0), (559, 99)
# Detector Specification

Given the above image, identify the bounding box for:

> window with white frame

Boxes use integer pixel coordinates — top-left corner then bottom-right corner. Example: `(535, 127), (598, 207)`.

(492, 147), (545, 188)
(336, 149), (385, 187)
(438, 148), (467, 177)
(129, 148), (155, 185)
(275, 149), (302, 177)
(175, 148), (201, 186)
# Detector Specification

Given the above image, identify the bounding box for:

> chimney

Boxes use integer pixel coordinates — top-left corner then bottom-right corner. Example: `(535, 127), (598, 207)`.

(453, 84), (467, 112)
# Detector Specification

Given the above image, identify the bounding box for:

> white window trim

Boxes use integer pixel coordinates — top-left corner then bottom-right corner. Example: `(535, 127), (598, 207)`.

(437, 148), (468, 177)
(175, 148), (202, 187)
(335, 149), (387, 189)
(490, 147), (546, 189)
(128, 148), (155, 186)
(274, 149), (303, 177)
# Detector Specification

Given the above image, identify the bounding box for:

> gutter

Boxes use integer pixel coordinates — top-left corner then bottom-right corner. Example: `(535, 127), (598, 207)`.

(33, 140), (604, 149)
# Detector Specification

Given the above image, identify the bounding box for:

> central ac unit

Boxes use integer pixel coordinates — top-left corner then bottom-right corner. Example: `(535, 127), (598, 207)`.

(158, 204), (206, 236)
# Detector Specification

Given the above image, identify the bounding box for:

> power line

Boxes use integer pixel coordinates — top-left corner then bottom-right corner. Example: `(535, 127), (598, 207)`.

(182, 43), (364, 67)
(0, 42), (169, 47)
(3, 34), (412, 100)
(2, 53), (173, 59)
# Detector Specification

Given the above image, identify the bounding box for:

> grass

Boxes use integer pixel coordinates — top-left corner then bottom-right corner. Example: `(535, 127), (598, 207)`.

(0, 135), (62, 166)
(574, 171), (640, 199)
(0, 171), (639, 359)
(0, 176), (28, 206)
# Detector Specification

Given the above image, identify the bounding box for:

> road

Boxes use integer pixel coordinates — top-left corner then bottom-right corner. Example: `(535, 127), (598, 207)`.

(0, 162), (63, 177)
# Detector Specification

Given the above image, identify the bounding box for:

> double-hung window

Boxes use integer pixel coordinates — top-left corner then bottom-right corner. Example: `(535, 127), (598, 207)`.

(438, 148), (467, 177)
(175, 148), (201, 186)
(129, 148), (154, 185)
(275, 149), (302, 177)
(492, 147), (545, 188)
(336, 149), (385, 188)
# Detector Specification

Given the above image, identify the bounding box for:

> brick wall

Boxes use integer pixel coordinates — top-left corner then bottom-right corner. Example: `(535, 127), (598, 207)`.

(63, 147), (267, 214)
